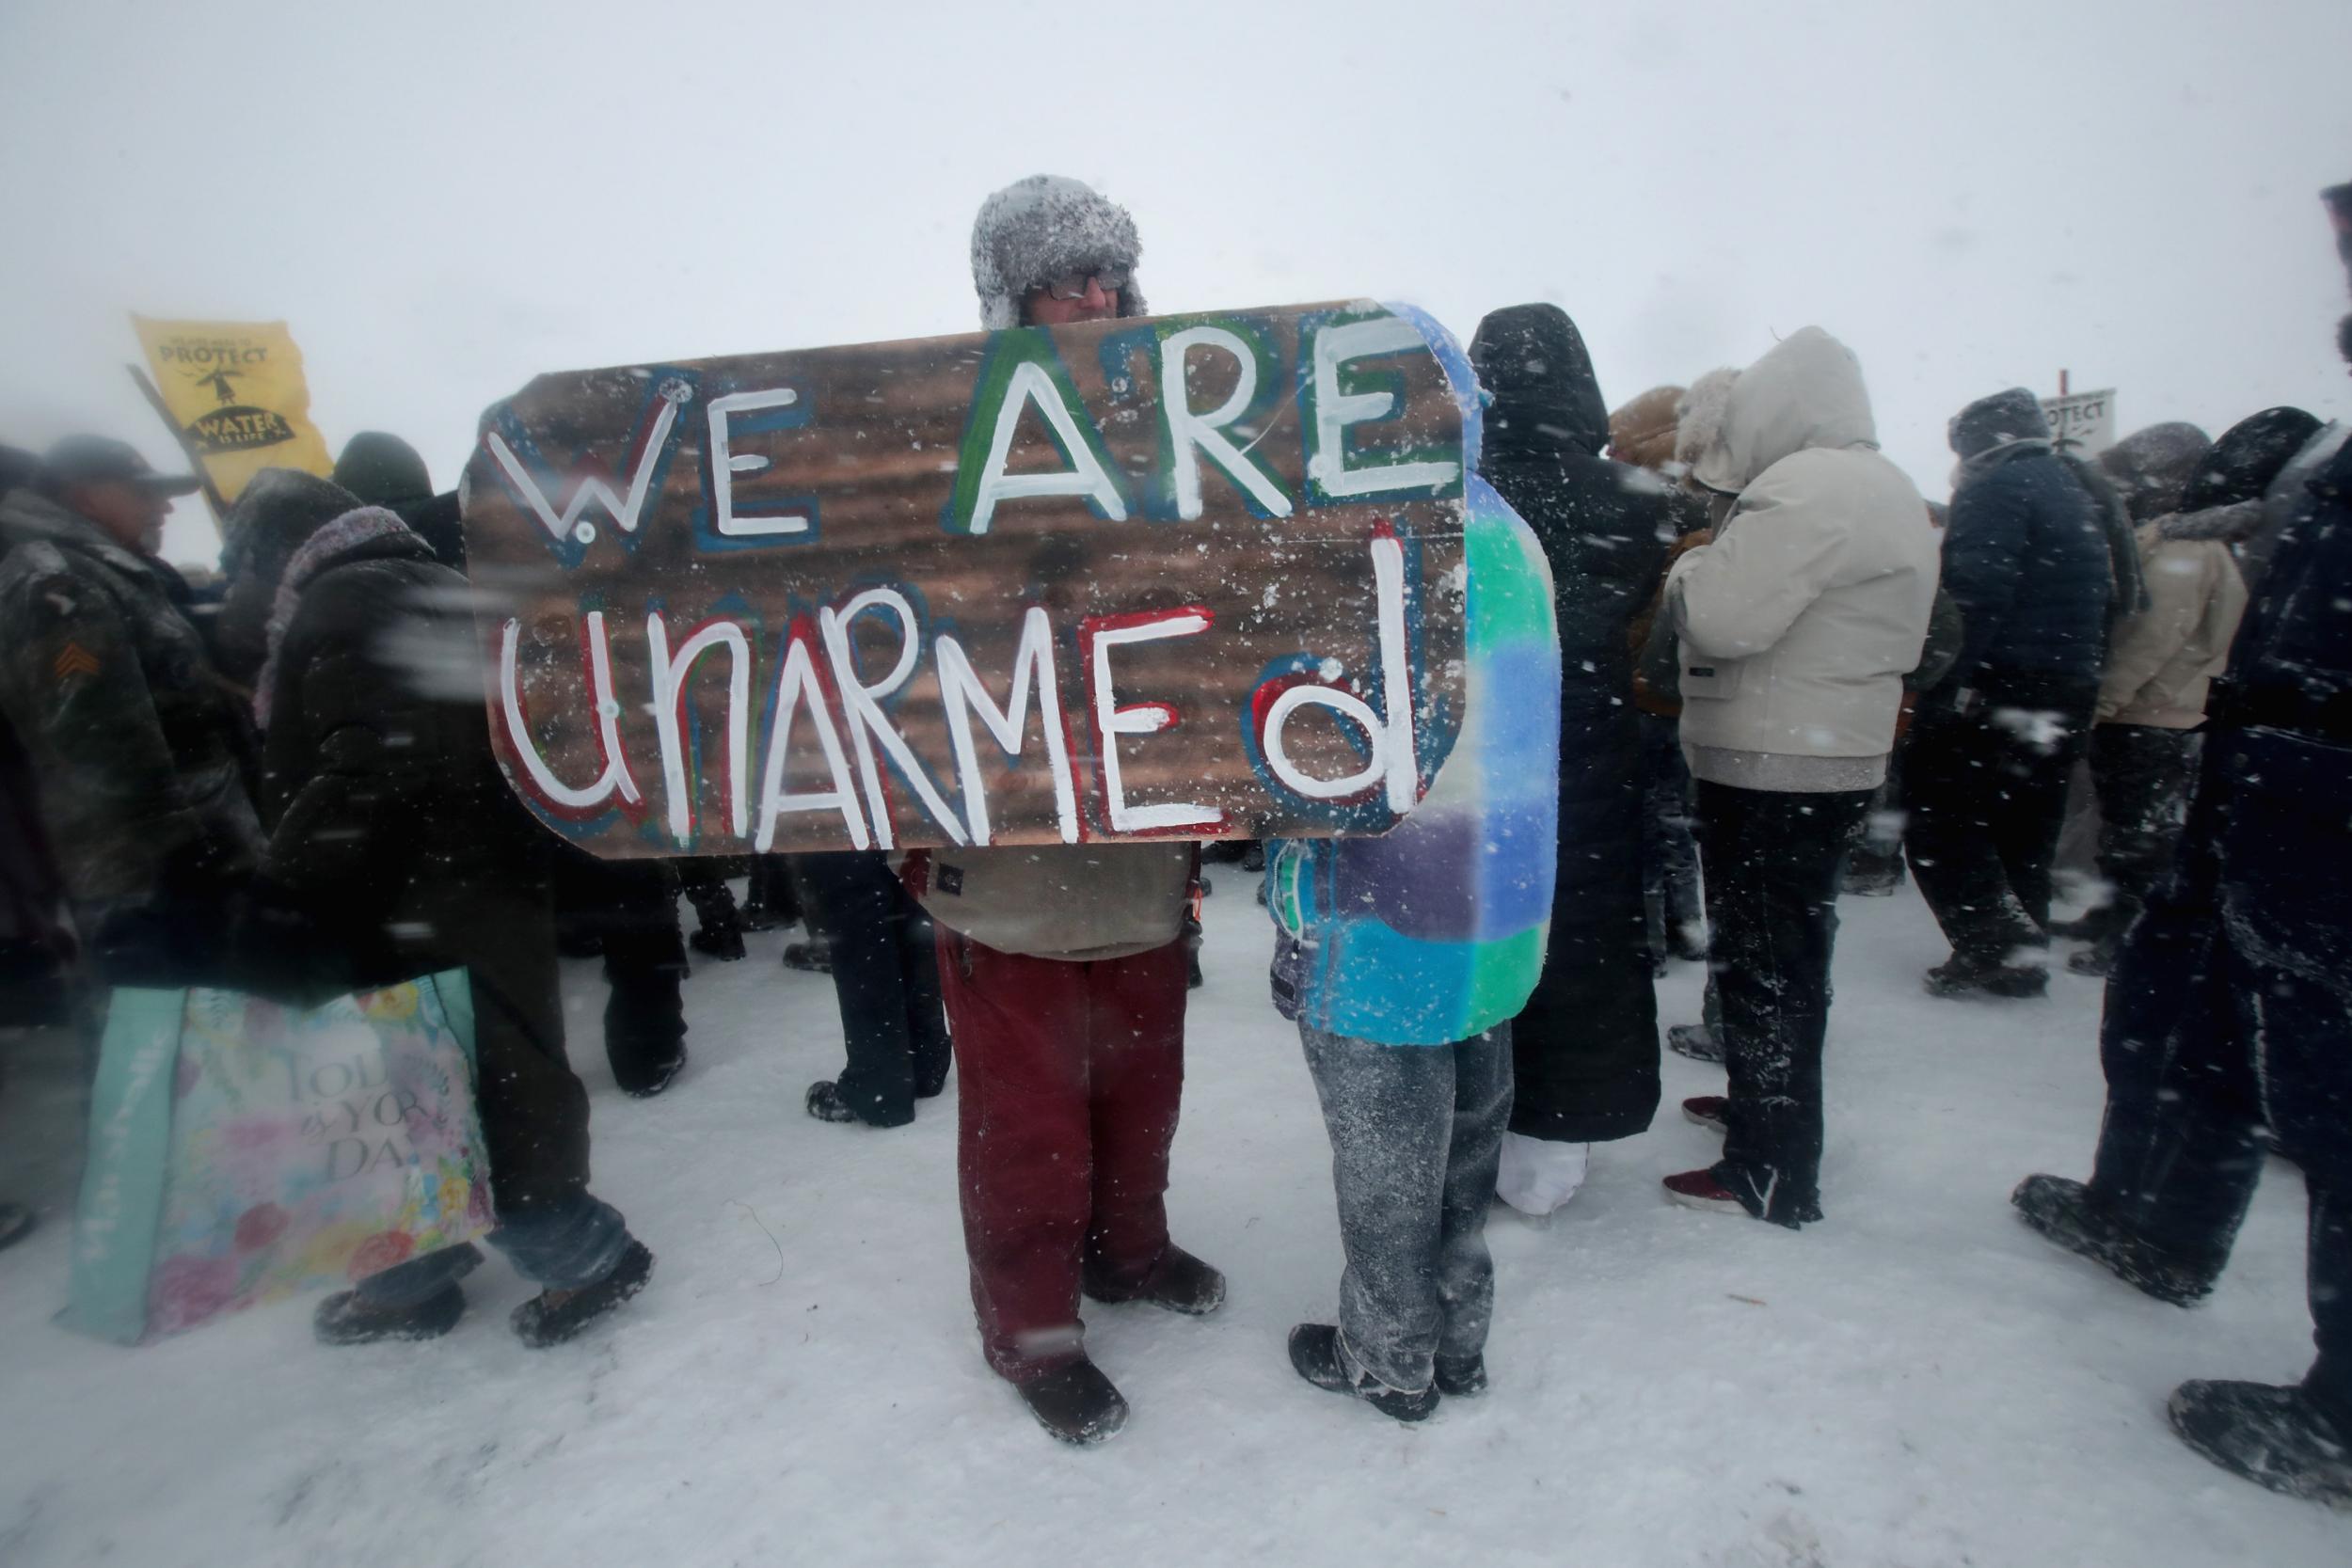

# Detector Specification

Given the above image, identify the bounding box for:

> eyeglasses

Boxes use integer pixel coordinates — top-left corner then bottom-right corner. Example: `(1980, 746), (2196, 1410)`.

(1039, 266), (1130, 301)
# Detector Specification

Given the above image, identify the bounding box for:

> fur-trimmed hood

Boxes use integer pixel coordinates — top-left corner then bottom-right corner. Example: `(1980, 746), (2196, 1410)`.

(1672, 368), (1738, 474)
(970, 174), (1149, 330)
(1608, 385), (1684, 470)
(2153, 499), (2265, 544)
(1687, 328), (1877, 494)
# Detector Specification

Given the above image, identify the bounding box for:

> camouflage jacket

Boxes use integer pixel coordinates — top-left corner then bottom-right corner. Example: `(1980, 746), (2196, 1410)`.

(0, 490), (262, 911)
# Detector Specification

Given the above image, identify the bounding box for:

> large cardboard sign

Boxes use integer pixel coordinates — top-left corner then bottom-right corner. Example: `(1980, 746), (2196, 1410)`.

(460, 302), (1476, 859)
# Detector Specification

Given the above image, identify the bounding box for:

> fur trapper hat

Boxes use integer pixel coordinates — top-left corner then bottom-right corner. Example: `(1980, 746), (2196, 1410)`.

(970, 174), (1148, 330)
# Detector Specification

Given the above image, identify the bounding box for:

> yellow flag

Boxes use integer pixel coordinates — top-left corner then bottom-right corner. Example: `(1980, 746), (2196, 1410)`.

(130, 316), (333, 503)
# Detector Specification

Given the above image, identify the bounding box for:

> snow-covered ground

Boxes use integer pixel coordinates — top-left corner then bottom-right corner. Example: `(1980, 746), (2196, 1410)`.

(2, 875), (2344, 1567)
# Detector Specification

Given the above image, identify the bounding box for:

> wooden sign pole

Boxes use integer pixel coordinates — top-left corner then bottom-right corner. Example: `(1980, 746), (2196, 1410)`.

(125, 362), (231, 521)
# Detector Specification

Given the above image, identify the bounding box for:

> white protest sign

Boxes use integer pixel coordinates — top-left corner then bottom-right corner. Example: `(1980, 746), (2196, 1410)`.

(2040, 388), (2116, 457)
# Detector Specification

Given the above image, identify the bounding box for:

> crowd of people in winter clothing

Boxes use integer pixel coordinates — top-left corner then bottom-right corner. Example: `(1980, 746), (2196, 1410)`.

(2, 170), (2349, 1511)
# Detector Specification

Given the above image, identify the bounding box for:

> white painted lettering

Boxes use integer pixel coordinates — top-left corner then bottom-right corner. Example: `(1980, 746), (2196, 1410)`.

(1160, 325), (1293, 520)
(967, 360), (1128, 535)
(497, 614), (644, 812)
(1306, 316), (1462, 499)
(645, 615), (752, 845)
(1087, 611), (1223, 833)
(936, 607), (1080, 846)
(818, 590), (969, 848)
(707, 388), (809, 537)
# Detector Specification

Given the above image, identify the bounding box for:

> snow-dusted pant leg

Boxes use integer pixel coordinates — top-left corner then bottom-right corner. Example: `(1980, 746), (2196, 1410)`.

(2230, 943), (2352, 1431)
(2304, 1182), (2352, 1431)
(1436, 1027), (1511, 1369)
(2089, 887), (2251, 1268)
(2090, 882), (2352, 1422)
(1696, 783), (1872, 1228)
(355, 1243), (484, 1308)
(487, 1191), (635, 1291)
(1640, 714), (1703, 955)
(1905, 678), (2098, 961)
(1301, 1024), (1511, 1394)
(1842, 758), (1908, 892)
(938, 935), (1187, 1380)
(2087, 724), (2199, 928)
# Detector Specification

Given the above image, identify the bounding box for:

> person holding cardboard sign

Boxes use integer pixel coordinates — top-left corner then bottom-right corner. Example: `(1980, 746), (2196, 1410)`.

(900, 176), (1223, 1448)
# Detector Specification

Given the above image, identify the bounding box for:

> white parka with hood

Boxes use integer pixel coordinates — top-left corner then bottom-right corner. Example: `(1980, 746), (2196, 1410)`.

(1666, 327), (1941, 792)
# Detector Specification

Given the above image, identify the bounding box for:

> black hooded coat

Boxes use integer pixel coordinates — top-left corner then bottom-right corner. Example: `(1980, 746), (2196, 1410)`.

(1470, 305), (1665, 1144)
(250, 516), (591, 1214)
(334, 432), (467, 568)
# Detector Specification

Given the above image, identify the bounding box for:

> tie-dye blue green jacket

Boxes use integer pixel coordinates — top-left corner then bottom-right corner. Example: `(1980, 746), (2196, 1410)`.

(1264, 319), (1561, 1046)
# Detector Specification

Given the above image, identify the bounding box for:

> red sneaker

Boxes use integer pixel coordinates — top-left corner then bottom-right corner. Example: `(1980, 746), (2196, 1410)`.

(1682, 1095), (1729, 1132)
(1661, 1168), (1747, 1215)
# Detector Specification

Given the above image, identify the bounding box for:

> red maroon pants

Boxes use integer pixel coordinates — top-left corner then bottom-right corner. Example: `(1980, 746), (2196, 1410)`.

(936, 932), (1188, 1380)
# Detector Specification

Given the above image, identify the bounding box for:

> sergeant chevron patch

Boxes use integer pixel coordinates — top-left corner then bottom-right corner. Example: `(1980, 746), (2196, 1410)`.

(52, 641), (102, 680)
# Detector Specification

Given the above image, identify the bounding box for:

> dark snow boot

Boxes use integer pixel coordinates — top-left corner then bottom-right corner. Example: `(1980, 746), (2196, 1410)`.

(0, 1200), (34, 1253)
(1667, 1023), (1724, 1064)
(2050, 902), (2128, 943)
(1434, 1353), (1487, 1398)
(1924, 955), (2048, 1000)
(1841, 861), (1904, 897)
(740, 859), (800, 931)
(804, 1079), (861, 1125)
(314, 1282), (465, 1345)
(1288, 1323), (1438, 1423)
(512, 1240), (654, 1348)
(1084, 1244), (1226, 1315)
(781, 940), (833, 974)
(1013, 1358), (1130, 1447)
(2010, 1174), (2216, 1306)
(688, 924), (746, 962)
(612, 1044), (688, 1099)
(914, 1051), (951, 1101)
(1240, 841), (1266, 873)
(683, 879), (747, 961)
(2066, 935), (2122, 978)
(2167, 1380), (2352, 1510)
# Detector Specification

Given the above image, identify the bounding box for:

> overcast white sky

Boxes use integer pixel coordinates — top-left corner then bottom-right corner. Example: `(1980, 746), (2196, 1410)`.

(2, 0), (2346, 564)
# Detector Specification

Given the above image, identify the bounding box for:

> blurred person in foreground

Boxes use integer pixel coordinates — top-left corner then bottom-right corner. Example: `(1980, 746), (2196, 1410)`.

(2061, 409), (2318, 976)
(895, 175), (1221, 1447)
(0, 440), (76, 1030)
(1658, 328), (1939, 1227)
(221, 469), (654, 1348)
(2010, 182), (2352, 1510)
(0, 436), (262, 987)
(323, 429), (696, 1095)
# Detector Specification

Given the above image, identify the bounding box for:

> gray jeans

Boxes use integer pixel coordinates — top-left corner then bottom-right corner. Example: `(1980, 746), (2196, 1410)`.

(1300, 1023), (1512, 1395)
(355, 1192), (635, 1307)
